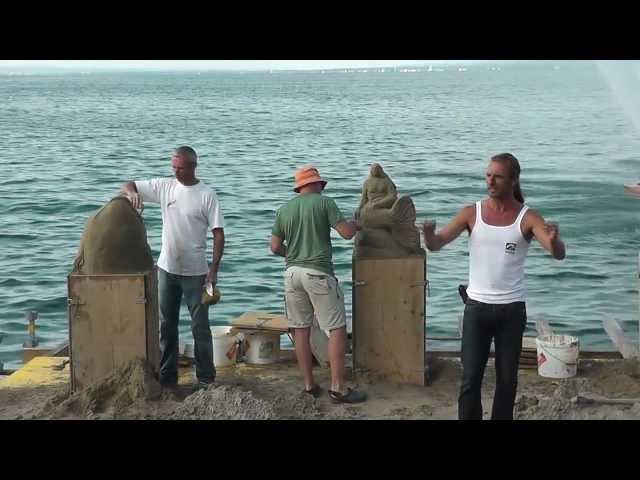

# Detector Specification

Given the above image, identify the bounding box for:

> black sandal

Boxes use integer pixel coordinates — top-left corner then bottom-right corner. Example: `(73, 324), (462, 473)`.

(328, 388), (367, 404)
(303, 384), (322, 398)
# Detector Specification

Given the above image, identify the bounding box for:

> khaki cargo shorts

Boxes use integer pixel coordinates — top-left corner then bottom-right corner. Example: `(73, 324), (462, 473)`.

(284, 266), (347, 331)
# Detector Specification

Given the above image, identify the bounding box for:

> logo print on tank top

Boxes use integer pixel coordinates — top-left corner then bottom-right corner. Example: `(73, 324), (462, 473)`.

(505, 242), (517, 254)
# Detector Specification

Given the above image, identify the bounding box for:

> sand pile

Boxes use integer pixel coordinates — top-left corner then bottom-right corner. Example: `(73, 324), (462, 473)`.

(172, 385), (278, 420)
(515, 360), (640, 420)
(40, 359), (162, 419)
(19, 358), (357, 420)
(171, 384), (340, 420)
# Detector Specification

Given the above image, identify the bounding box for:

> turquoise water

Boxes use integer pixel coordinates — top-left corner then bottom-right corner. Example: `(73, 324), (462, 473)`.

(2, 61), (640, 369)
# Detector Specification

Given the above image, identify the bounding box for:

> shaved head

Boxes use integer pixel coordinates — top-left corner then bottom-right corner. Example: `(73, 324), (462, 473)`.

(174, 145), (198, 165)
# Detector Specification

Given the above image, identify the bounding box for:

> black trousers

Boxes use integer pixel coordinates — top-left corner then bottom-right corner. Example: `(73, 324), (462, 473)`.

(458, 299), (527, 420)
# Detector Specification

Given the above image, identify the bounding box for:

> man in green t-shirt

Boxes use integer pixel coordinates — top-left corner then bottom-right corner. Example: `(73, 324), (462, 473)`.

(271, 165), (366, 404)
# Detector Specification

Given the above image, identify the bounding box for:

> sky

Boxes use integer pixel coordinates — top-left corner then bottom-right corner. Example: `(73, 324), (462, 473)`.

(0, 60), (494, 72)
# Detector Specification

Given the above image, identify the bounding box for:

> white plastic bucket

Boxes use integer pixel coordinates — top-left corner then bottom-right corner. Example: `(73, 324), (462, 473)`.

(536, 334), (579, 378)
(244, 332), (280, 365)
(211, 326), (239, 368)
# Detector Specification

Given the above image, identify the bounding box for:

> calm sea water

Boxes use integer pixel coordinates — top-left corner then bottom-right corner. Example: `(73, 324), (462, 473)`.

(2, 62), (640, 369)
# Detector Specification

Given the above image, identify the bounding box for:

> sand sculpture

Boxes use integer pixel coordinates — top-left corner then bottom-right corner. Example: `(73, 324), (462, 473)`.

(354, 164), (424, 258)
(72, 195), (154, 274)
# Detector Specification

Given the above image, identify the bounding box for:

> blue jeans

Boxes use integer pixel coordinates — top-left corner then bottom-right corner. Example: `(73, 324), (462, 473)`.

(158, 268), (215, 384)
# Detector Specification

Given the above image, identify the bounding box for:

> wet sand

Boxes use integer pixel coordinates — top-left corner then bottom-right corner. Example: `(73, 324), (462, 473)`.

(1, 356), (639, 420)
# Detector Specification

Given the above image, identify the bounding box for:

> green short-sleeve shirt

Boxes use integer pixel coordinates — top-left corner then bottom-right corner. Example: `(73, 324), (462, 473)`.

(272, 193), (346, 276)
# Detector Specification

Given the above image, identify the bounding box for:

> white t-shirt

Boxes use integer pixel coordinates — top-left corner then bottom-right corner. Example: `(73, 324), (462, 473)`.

(135, 178), (224, 276)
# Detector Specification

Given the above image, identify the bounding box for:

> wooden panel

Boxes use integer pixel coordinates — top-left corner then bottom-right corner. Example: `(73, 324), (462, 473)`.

(309, 318), (329, 367)
(353, 256), (426, 385)
(231, 311), (289, 333)
(430, 350), (625, 359)
(603, 318), (638, 359)
(68, 271), (157, 391)
(49, 340), (70, 357)
(22, 348), (52, 364)
(145, 270), (160, 371)
(230, 311), (330, 366)
(0, 357), (70, 388)
(535, 315), (554, 337)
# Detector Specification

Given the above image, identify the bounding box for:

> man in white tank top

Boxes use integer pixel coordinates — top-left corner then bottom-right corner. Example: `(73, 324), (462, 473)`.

(422, 153), (566, 420)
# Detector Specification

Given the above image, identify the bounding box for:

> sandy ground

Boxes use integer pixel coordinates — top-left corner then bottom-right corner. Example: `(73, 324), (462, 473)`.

(1, 355), (639, 420)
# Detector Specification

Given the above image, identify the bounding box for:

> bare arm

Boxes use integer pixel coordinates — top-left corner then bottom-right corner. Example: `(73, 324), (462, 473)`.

(422, 205), (473, 251)
(207, 228), (225, 286)
(526, 210), (566, 260)
(121, 181), (143, 210)
(270, 235), (287, 257)
(334, 220), (359, 240)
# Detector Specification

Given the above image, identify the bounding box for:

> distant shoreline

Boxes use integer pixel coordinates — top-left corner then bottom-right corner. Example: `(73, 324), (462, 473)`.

(0, 60), (576, 76)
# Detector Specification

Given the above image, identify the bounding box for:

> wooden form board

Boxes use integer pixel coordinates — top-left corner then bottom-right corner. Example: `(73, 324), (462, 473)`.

(230, 311), (330, 367)
(602, 254), (640, 359)
(353, 256), (426, 385)
(230, 311), (288, 333)
(603, 318), (638, 359)
(68, 270), (159, 391)
(0, 356), (70, 389)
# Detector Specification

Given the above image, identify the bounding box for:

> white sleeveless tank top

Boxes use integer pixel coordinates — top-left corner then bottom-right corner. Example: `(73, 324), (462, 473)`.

(466, 201), (530, 304)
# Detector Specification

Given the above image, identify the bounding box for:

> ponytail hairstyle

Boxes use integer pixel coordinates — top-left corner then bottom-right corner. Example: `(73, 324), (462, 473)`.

(491, 153), (524, 203)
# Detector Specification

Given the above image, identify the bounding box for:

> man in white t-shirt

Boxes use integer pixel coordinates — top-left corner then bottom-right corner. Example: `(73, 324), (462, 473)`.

(121, 146), (225, 390)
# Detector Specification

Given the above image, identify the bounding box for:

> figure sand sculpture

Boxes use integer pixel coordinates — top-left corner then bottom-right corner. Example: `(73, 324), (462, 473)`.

(354, 163), (424, 258)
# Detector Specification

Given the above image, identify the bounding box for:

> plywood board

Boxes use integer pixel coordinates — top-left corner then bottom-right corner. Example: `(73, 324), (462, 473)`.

(22, 348), (52, 364)
(309, 317), (329, 367)
(353, 256), (426, 385)
(68, 271), (158, 391)
(534, 315), (554, 337)
(231, 311), (330, 366)
(603, 318), (638, 359)
(0, 356), (70, 389)
(231, 311), (289, 333)
(144, 271), (160, 371)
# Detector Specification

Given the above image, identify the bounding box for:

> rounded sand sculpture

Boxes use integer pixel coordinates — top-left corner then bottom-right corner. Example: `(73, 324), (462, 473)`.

(354, 164), (424, 258)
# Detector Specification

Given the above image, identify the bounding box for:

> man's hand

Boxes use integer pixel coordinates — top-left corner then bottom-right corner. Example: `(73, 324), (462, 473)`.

(121, 181), (144, 211)
(127, 191), (144, 212)
(529, 211), (565, 260)
(206, 268), (218, 289)
(545, 221), (559, 243)
(422, 219), (436, 237)
(421, 219), (439, 251)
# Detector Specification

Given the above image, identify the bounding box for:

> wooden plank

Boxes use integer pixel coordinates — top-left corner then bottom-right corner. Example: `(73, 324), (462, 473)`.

(234, 312), (330, 367)
(426, 350), (626, 360)
(353, 256), (426, 385)
(49, 340), (70, 357)
(22, 348), (52, 364)
(534, 314), (554, 337)
(576, 393), (640, 405)
(144, 270), (160, 371)
(68, 271), (157, 391)
(522, 336), (538, 350)
(603, 318), (638, 359)
(0, 357), (70, 388)
(309, 317), (329, 367)
(19, 340), (70, 363)
(231, 311), (288, 333)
